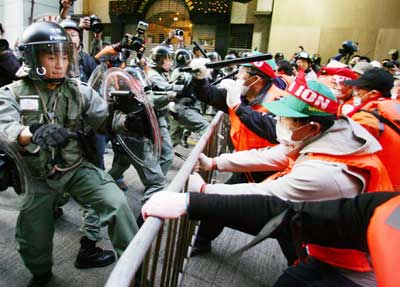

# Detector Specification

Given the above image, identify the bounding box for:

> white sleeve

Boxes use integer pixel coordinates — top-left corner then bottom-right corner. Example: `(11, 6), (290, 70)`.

(215, 144), (290, 172)
(205, 160), (363, 201)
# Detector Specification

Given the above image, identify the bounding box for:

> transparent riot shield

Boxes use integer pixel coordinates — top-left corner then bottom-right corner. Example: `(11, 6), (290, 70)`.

(0, 133), (32, 210)
(101, 68), (161, 166)
(87, 62), (108, 93)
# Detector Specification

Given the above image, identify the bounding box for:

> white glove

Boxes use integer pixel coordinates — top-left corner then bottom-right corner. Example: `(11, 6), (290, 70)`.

(168, 102), (177, 113)
(189, 58), (211, 80)
(220, 79), (245, 109)
(195, 153), (215, 171)
(141, 191), (187, 220)
(188, 172), (206, 193)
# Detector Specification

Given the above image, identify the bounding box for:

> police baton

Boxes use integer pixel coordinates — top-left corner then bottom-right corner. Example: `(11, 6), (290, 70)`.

(193, 41), (208, 58)
(179, 53), (273, 72)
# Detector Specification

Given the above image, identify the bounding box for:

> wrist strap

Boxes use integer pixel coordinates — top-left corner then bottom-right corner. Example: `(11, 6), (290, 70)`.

(200, 183), (207, 193)
(211, 158), (217, 171)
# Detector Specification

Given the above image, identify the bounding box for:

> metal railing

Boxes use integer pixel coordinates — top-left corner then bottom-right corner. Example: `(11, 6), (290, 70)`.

(105, 111), (230, 287)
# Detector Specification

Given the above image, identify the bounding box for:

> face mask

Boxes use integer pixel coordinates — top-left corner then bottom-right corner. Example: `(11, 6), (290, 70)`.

(275, 120), (304, 151)
(235, 79), (249, 95)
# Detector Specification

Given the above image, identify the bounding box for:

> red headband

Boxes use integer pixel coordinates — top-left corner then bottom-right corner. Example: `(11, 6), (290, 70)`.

(287, 70), (339, 114)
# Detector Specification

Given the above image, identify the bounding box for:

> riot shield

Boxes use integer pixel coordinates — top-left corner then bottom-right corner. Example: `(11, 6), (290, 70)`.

(0, 133), (32, 210)
(87, 62), (108, 93)
(101, 68), (161, 166)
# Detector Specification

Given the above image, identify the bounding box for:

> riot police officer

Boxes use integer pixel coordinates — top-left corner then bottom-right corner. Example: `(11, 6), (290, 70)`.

(169, 48), (209, 147)
(0, 22), (138, 286)
(146, 45), (179, 175)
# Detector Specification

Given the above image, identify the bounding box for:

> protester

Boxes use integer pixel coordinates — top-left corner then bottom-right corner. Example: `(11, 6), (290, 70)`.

(187, 75), (393, 286)
(142, 191), (400, 287)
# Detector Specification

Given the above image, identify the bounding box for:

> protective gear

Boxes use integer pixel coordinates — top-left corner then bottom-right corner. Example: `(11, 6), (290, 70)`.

(27, 271), (53, 287)
(124, 109), (151, 138)
(368, 195), (400, 287)
(189, 58), (211, 80)
(275, 119), (303, 150)
(74, 236), (116, 269)
(188, 172), (206, 193)
(295, 51), (312, 62)
(59, 18), (81, 34)
(353, 99), (400, 190)
(206, 51), (221, 62)
(300, 153), (394, 272)
(30, 124), (76, 150)
(150, 45), (173, 68)
(141, 191), (187, 220)
(219, 79), (244, 109)
(175, 48), (193, 68)
(124, 65), (152, 92)
(101, 68), (161, 166)
(19, 21), (79, 82)
(224, 54), (236, 61)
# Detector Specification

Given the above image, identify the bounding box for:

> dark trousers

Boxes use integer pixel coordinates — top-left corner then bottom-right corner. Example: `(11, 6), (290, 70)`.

(195, 171), (298, 265)
(273, 257), (363, 287)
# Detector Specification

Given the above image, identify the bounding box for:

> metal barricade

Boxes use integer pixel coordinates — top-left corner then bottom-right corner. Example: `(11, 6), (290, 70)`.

(105, 111), (230, 287)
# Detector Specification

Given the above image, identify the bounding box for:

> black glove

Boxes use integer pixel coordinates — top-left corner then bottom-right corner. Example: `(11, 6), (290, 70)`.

(124, 110), (151, 138)
(30, 124), (76, 149)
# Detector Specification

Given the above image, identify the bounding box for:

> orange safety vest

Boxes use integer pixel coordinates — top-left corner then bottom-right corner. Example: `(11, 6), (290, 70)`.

(355, 99), (400, 191)
(265, 152), (394, 272)
(228, 84), (286, 151)
(367, 195), (400, 287)
(305, 153), (394, 272)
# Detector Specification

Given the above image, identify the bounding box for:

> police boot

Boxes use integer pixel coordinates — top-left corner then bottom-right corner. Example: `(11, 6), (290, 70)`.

(74, 236), (116, 269)
(27, 271), (52, 287)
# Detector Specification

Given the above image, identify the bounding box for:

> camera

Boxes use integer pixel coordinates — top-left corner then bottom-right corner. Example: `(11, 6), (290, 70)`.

(89, 15), (104, 33)
(175, 29), (184, 37)
(128, 21), (148, 57)
(137, 21), (148, 37)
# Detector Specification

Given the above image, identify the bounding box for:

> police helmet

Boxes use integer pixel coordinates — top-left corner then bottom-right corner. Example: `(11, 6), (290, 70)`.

(224, 54), (237, 61)
(20, 21), (79, 83)
(59, 19), (81, 34)
(175, 48), (193, 67)
(206, 51), (221, 62)
(150, 45), (173, 67)
(295, 51), (312, 62)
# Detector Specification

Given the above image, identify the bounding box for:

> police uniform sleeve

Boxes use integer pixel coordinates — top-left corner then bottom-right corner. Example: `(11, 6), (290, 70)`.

(80, 83), (126, 134)
(0, 86), (25, 142)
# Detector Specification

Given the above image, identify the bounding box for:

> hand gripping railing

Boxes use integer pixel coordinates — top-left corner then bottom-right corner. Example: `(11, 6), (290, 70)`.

(105, 111), (230, 287)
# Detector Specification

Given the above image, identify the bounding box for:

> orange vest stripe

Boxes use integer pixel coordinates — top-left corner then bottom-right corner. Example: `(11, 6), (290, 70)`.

(306, 153), (393, 272)
(266, 152), (393, 271)
(367, 195), (400, 287)
(359, 100), (400, 190)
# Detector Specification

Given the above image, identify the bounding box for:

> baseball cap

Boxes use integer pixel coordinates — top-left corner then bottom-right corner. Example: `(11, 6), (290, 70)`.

(264, 80), (337, 118)
(343, 68), (394, 97)
(241, 51), (277, 77)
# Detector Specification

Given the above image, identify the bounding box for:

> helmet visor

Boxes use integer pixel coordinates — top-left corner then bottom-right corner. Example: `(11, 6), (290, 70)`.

(23, 42), (79, 81)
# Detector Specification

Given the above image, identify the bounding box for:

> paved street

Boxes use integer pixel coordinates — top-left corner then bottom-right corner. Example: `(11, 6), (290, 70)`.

(0, 144), (286, 287)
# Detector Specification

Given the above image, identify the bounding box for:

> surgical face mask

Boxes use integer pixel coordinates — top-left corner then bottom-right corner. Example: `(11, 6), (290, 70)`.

(275, 119), (304, 151)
